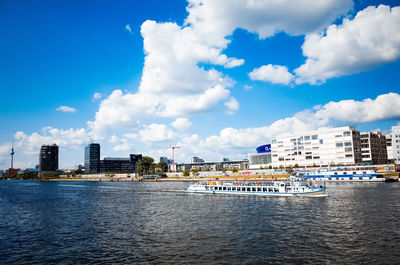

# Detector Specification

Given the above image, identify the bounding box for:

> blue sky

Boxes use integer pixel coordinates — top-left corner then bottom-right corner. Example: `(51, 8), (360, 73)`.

(1, 0), (400, 169)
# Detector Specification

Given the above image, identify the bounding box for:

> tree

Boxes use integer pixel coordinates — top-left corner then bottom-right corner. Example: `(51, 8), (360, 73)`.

(232, 168), (238, 173)
(136, 156), (154, 175)
(268, 165), (272, 169)
(294, 163), (299, 168)
(157, 161), (169, 173)
(183, 169), (190, 177)
(192, 168), (200, 176)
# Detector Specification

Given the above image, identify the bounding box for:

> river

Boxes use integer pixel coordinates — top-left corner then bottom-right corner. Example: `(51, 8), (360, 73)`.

(1, 180), (399, 264)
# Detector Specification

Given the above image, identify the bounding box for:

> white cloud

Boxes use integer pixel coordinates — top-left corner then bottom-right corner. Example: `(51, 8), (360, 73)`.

(224, 97), (239, 115)
(125, 24), (133, 34)
(172, 118), (192, 131)
(314, 92), (400, 123)
(295, 5), (400, 84)
(249, 64), (294, 85)
(113, 138), (133, 152)
(92, 92), (102, 100)
(89, 0), (353, 135)
(244, 85), (252, 90)
(138, 123), (178, 143)
(14, 127), (89, 155)
(56, 106), (76, 113)
(185, 0), (352, 39)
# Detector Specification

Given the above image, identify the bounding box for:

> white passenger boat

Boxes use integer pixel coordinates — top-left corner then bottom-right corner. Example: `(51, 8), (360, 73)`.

(187, 179), (327, 197)
(296, 169), (385, 182)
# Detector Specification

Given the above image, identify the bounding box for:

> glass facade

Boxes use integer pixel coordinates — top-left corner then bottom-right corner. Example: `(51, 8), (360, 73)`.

(84, 143), (100, 173)
(39, 144), (59, 172)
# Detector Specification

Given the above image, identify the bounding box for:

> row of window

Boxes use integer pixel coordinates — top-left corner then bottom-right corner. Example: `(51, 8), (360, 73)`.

(206, 186), (280, 192)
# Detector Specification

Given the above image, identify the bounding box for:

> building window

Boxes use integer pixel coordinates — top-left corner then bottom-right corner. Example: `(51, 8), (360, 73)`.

(305, 136), (310, 140)
(344, 142), (352, 146)
(344, 131), (351, 136)
(312, 135), (318, 140)
(336, 143), (343, 147)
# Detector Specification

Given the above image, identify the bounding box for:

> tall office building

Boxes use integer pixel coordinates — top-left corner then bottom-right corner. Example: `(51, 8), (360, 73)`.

(39, 144), (59, 176)
(84, 143), (100, 173)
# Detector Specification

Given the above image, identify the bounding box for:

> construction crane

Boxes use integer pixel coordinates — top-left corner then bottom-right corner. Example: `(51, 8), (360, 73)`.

(152, 145), (181, 171)
(171, 146), (180, 171)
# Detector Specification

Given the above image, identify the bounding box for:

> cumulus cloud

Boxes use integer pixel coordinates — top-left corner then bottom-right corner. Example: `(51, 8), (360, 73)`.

(185, 0), (352, 39)
(14, 127), (89, 155)
(89, 0), (354, 135)
(138, 123), (178, 143)
(56, 106), (76, 113)
(172, 118), (192, 131)
(295, 5), (400, 84)
(224, 97), (239, 115)
(249, 64), (294, 85)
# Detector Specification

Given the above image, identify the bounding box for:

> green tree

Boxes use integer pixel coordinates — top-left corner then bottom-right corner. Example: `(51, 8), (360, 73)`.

(157, 161), (169, 172)
(294, 163), (299, 168)
(268, 165), (272, 169)
(136, 156), (155, 175)
(232, 168), (238, 173)
(192, 168), (200, 176)
(183, 169), (190, 177)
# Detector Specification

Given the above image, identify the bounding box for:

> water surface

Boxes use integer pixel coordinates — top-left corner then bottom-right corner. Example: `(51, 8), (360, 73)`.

(1, 180), (399, 264)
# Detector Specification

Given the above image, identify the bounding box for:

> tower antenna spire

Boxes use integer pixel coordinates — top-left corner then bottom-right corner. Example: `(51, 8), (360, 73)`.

(10, 138), (15, 169)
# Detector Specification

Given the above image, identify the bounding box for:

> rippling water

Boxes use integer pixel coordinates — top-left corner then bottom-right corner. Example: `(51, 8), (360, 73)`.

(1, 180), (400, 264)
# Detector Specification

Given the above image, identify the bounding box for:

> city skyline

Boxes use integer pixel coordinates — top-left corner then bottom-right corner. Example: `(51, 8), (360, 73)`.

(1, 0), (400, 169)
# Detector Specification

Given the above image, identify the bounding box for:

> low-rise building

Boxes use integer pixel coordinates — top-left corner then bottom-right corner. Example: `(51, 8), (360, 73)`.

(270, 126), (362, 167)
(176, 160), (249, 171)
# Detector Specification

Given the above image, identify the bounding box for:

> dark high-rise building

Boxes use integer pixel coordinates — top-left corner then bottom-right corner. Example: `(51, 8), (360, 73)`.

(85, 143), (100, 173)
(39, 144), (59, 176)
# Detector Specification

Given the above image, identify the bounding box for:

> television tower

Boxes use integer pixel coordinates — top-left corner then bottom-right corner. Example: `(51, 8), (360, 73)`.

(10, 143), (15, 169)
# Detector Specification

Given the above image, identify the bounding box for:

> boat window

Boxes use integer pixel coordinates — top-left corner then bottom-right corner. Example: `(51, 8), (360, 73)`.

(252, 187), (256, 192)
(269, 188), (273, 192)
(334, 172), (338, 175)
(359, 177), (363, 180)
(227, 187), (231, 191)
(242, 187), (246, 191)
(353, 172), (356, 174)
(369, 177), (373, 180)
(257, 188), (261, 192)
(232, 187), (236, 191)
(263, 188), (267, 192)
(281, 184), (285, 187)
(363, 171), (366, 174)
(341, 178), (344, 180)
(223, 187), (227, 190)
(274, 188), (279, 192)
(247, 187), (251, 191)
(349, 177), (353, 180)
(343, 172), (347, 175)
(328, 178), (331, 180)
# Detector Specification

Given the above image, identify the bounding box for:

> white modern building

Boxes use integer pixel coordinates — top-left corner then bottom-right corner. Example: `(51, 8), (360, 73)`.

(392, 125), (400, 164)
(386, 134), (394, 163)
(270, 126), (362, 167)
